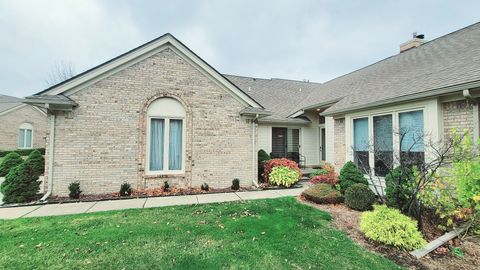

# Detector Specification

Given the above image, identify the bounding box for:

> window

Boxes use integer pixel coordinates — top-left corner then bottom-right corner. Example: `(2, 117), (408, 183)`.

(373, 115), (393, 176)
(147, 98), (186, 174)
(18, 123), (33, 149)
(399, 110), (424, 167)
(351, 109), (425, 177)
(353, 118), (369, 173)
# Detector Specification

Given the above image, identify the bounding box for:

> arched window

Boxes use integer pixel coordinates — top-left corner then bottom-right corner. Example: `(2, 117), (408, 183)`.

(147, 98), (186, 174)
(19, 123), (33, 149)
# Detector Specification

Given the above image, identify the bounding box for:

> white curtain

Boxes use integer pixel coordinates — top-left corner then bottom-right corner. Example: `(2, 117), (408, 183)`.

(169, 119), (183, 170)
(150, 119), (164, 170)
(18, 129), (25, 148)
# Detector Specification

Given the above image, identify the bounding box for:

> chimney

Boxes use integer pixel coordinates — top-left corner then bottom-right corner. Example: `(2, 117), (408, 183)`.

(399, 32), (425, 53)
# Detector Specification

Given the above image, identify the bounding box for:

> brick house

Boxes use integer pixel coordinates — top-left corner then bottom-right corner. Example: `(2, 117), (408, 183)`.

(25, 22), (480, 197)
(0, 95), (47, 151)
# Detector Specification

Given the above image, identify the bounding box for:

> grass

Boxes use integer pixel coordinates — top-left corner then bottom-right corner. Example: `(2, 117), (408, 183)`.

(0, 197), (401, 270)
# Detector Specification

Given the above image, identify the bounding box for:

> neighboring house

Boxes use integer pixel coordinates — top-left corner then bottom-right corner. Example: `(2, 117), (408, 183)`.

(25, 22), (480, 197)
(0, 94), (47, 151)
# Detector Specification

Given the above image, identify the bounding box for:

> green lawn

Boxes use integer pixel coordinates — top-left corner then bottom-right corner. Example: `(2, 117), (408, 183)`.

(0, 197), (401, 270)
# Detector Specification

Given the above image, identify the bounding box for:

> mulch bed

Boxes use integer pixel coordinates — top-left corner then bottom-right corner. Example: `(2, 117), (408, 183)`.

(47, 186), (259, 204)
(298, 196), (480, 270)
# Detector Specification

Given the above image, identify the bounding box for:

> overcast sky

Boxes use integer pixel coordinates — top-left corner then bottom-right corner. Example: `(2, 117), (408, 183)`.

(1, 0), (479, 97)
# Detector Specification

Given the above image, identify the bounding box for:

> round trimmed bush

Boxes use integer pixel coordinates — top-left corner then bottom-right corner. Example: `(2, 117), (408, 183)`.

(360, 205), (427, 251)
(344, 183), (376, 211)
(269, 166), (300, 187)
(302, 183), (343, 204)
(0, 152), (23, 177)
(338, 161), (368, 194)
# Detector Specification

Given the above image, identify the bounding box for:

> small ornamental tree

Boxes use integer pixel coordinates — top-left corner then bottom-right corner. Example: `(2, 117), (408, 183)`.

(24, 150), (45, 177)
(338, 161), (368, 194)
(0, 162), (41, 203)
(0, 152), (23, 177)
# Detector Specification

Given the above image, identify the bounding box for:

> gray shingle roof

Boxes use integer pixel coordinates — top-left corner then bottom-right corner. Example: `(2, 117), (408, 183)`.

(0, 94), (24, 114)
(224, 75), (322, 123)
(297, 22), (480, 115)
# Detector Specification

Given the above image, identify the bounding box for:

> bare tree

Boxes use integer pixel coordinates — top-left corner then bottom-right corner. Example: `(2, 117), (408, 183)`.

(45, 61), (76, 86)
(352, 127), (466, 228)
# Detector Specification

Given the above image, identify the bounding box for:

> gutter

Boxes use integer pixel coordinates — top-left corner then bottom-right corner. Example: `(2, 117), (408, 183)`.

(322, 80), (480, 116)
(40, 112), (56, 201)
(252, 114), (259, 188)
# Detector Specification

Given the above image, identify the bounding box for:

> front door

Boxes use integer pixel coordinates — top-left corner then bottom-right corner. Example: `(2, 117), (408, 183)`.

(272, 127), (287, 158)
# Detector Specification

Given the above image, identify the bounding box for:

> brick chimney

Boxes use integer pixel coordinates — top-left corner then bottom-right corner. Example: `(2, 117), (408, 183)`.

(400, 32), (425, 53)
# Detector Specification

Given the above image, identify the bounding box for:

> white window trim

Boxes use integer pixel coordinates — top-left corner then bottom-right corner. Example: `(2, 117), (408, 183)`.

(348, 107), (426, 177)
(146, 116), (186, 175)
(18, 123), (34, 149)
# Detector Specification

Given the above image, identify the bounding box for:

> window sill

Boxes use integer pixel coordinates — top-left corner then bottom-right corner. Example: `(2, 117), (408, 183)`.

(144, 173), (185, 179)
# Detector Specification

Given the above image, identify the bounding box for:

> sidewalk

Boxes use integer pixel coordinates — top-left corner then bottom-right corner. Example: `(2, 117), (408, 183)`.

(0, 188), (305, 220)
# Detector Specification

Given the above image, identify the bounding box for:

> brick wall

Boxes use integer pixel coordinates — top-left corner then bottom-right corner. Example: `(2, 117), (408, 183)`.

(0, 105), (47, 150)
(334, 118), (345, 171)
(443, 100), (474, 140)
(47, 48), (255, 196)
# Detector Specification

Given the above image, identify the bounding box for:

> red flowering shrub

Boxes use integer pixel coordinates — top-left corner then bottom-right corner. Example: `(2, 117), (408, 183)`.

(263, 158), (301, 183)
(309, 172), (339, 186)
(309, 163), (338, 186)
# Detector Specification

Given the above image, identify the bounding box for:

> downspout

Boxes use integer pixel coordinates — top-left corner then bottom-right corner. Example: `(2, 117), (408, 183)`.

(463, 89), (479, 145)
(252, 114), (259, 187)
(40, 111), (56, 201)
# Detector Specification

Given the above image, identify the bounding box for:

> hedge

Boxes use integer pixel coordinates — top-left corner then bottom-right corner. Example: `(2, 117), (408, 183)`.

(0, 148), (45, 158)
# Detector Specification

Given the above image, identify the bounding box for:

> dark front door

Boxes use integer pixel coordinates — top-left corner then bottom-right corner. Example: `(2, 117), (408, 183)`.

(272, 127), (287, 158)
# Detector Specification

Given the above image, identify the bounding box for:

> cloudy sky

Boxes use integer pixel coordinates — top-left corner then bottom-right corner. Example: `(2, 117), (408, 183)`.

(1, 0), (479, 97)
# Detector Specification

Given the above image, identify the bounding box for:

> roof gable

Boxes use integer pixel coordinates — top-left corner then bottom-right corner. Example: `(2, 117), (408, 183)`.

(36, 34), (263, 108)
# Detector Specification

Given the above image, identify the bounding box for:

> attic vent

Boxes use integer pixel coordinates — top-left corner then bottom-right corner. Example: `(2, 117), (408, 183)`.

(303, 79), (309, 82)
(248, 86), (252, 92)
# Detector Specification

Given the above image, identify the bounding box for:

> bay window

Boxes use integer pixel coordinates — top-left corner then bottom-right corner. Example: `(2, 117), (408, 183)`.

(147, 98), (186, 174)
(351, 109), (424, 177)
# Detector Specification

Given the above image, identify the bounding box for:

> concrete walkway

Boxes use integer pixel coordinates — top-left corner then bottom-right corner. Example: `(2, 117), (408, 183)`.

(0, 188), (305, 220)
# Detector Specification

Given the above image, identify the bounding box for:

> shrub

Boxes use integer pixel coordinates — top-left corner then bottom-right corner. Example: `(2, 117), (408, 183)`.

(385, 166), (415, 211)
(0, 162), (41, 203)
(120, 182), (132, 197)
(0, 148), (45, 158)
(338, 161), (368, 194)
(231, 178), (240, 190)
(258, 149), (271, 181)
(302, 183), (344, 204)
(163, 181), (170, 192)
(24, 150), (45, 177)
(360, 205), (427, 251)
(201, 182), (209, 191)
(345, 183), (376, 211)
(0, 152), (23, 177)
(68, 182), (82, 199)
(263, 158), (301, 183)
(309, 172), (339, 186)
(309, 168), (328, 179)
(269, 166), (300, 188)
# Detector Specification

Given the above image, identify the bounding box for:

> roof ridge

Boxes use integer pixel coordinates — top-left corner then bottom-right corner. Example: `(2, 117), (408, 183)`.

(223, 73), (322, 85)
